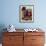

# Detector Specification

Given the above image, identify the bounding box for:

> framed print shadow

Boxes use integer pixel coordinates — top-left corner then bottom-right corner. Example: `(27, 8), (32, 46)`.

(19, 5), (34, 23)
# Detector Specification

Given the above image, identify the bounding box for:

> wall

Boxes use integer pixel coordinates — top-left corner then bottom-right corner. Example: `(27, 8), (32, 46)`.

(0, 0), (46, 44)
(0, 0), (46, 29)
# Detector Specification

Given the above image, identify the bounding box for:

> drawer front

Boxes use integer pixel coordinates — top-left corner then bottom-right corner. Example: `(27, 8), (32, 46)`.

(3, 35), (23, 44)
(24, 36), (32, 46)
(31, 44), (44, 46)
(3, 32), (23, 36)
(3, 43), (23, 46)
(3, 34), (23, 46)
(3, 36), (9, 44)
(24, 32), (44, 36)
(32, 36), (45, 44)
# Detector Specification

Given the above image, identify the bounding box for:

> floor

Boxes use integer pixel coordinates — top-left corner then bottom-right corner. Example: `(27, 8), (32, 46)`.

(0, 44), (2, 46)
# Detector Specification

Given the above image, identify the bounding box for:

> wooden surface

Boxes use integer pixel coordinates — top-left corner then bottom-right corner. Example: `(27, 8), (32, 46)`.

(24, 32), (45, 46)
(3, 32), (24, 46)
(2, 32), (45, 46)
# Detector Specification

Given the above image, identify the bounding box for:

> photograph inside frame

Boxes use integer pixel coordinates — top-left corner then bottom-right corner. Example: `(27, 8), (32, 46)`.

(19, 5), (34, 23)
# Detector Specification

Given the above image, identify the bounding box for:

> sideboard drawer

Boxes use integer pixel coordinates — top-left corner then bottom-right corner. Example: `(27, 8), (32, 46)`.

(32, 36), (44, 44)
(3, 32), (23, 36)
(24, 32), (44, 36)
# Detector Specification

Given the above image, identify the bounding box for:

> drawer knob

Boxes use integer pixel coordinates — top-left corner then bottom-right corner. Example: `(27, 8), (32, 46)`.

(9, 38), (13, 40)
(32, 39), (36, 40)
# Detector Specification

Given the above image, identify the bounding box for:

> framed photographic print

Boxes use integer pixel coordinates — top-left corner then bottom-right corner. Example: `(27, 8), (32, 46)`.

(19, 5), (34, 23)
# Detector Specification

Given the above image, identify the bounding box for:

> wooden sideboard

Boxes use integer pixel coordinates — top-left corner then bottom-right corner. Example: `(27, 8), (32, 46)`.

(2, 32), (45, 46)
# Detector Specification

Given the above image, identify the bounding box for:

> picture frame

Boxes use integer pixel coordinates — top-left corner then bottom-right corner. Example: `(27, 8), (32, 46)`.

(19, 5), (34, 23)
